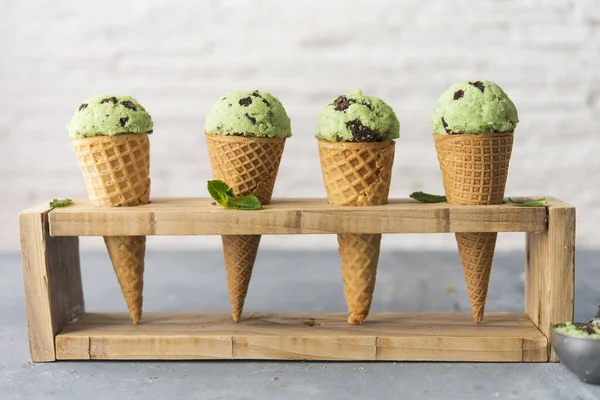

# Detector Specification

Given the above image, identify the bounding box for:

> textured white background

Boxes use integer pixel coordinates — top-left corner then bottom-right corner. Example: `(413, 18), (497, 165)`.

(1, 0), (599, 252)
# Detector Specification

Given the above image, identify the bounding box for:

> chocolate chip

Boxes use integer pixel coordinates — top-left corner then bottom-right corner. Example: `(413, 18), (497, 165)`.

(245, 113), (256, 124)
(333, 95), (356, 111)
(251, 90), (261, 97)
(361, 101), (373, 111)
(239, 97), (252, 107)
(121, 100), (137, 111)
(453, 90), (464, 100)
(581, 325), (597, 334)
(441, 117), (451, 134)
(469, 81), (485, 92)
(147, 129), (153, 134)
(228, 103), (232, 107)
(346, 120), (378, 142)
(78, 103), (88, 111)
(262, 98), (271, 107)
(101, 97), (118, 104)
(119, 117), (129, 127)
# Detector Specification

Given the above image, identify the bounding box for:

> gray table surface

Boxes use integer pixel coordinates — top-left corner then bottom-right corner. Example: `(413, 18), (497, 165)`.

(2, 248), (600, 400)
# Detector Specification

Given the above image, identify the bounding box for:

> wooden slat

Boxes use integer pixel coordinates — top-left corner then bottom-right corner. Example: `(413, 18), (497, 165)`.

(48, 198), (547, 236)
(526, 198), (575, 362)
(56, 313), (547, 361)
(20, 205), (85, 361)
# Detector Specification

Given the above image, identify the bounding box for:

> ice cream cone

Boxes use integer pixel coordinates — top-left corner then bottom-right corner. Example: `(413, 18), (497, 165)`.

(73, 133), (150, 324)
(205, 133), (285, 321)
(318, 140), (395, 324)
(434, 132), (514, 322)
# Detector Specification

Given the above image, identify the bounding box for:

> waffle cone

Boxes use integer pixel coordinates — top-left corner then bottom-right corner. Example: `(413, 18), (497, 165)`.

(434, 132), (514, 323)
(103, 235), (146, 324)
(338, 233), (382, 324)
(221, 235), (261, 322)
(318, 140), (394, 206)
(455, 232), (497, 322)
(73, 133), (150, 324)
(318, 140), (395, 324)
(205, 133), (285, 321)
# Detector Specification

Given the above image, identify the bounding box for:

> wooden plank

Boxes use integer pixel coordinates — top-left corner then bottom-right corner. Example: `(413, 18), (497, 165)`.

(48, 198), (547, 236)
(55, 312), (547, 361)
(20, 204), (85, 362)
(525, 200), (575, 362)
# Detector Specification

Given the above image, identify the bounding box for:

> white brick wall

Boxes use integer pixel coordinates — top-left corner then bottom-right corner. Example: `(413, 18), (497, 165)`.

(1, 0), (598, 251)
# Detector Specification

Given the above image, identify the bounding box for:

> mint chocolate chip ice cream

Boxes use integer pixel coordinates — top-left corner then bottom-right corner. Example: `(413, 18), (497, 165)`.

(204, 90), (291, 138)
(554, 323), (600, 339)
(67, 95), (153, 139)
(316, 90), (399, 142)
(430, 81), (519, 135)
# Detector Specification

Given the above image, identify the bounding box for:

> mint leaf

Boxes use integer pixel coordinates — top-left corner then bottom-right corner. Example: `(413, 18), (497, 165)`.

(49, 198), (73, 208)
(226, 195), (262, 210)
(207, 180), (233, 206)
(207, 180), (262, 210)
(508, 197), (547, 207)
(410, 191), (447, 203)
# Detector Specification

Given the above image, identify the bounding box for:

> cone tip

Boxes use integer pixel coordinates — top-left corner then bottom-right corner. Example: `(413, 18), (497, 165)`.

(232, 311), (242, 322)
(348, 314), (367, 324)
(473, 309), (484, 323)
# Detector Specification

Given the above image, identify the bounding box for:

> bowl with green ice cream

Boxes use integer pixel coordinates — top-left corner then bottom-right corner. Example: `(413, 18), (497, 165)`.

(315, 89), (399, 324)
(552, 322), (600, 384)
(204, 90), (291, 322)
(430, 81), (519, 324)
(68, 94), (154, 325)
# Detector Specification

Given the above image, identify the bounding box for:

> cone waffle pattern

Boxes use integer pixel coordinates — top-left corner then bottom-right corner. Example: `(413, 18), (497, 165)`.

(222, 235), (261, 322)
(433, 132), (513, 205)
(206, 133), (285, 321)
(72, 134), (150, 207)
(205, 133), (285, 205)
(73, 133), (150, 324)
(455, 232), (497, 323)
(103, 235), (146, 324)
(318, 140), (395, 324)
(318, 140), (395, 206)
(434, 132), (514, 323)
(338, 233), (382, 324)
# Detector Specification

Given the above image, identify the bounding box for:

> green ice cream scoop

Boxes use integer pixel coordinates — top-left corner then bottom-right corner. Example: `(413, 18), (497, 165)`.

(554, 322), (600, 339)
(67, 95), (153, 139)
(316, 90), (400, 142)
(204, 90), (292, 138)
(430, 80), (519, 135)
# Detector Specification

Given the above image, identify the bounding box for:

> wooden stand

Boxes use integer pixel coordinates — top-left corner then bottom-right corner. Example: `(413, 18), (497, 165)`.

(19, 197), (575, 362)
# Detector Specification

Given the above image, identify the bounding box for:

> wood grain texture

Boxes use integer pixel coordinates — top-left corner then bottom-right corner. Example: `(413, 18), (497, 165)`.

(20, 205), (85, 361)
(48, 198), (547, 236)
(525, 197), (575, 362)
(55, 313), (547, 361)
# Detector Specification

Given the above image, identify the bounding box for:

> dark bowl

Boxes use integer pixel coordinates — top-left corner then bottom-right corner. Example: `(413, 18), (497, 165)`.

(552, 323), (600, 384)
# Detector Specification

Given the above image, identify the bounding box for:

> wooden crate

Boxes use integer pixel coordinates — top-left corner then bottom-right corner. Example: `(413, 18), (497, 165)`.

(19, 197), (575, 362)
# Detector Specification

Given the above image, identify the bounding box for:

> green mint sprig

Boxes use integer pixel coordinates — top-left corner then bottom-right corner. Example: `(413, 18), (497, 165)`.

(508, 197), (547, 207)
(410, 191), (447, 203)
(410, 191), (547, 207)
(207, 180), (262, 211)
(49, 198), (73, 208)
